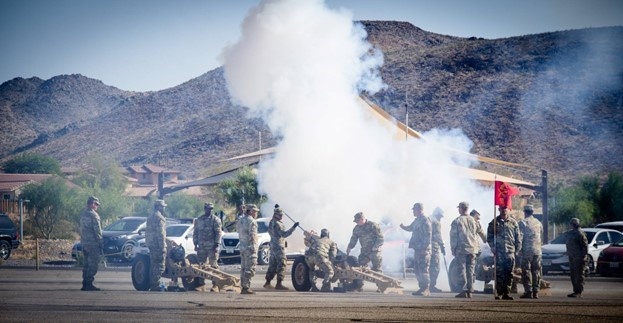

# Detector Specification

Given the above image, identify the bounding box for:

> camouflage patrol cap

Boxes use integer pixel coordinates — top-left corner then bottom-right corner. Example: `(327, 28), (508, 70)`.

(246, 204), (259, 211)
(469, 209), (480, 217)
(411, 203), (423, 210)
(204, 202), (214, 209)
(523, 204), (534, 212)
(570, 218), (580, 226)
(87, 196), (100, 206)
(320, 228), (330, 238)
(154, 199), (167, 207)
(457, 201), (469, 209)
(353, 212), (365, 222)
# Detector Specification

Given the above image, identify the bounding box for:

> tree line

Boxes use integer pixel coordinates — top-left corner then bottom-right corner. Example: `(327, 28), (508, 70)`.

(3, 152), (621, 239)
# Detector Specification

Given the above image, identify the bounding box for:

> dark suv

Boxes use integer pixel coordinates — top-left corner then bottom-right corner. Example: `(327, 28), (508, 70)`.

(72, 216), (180, 263)
(0, 213), (20, 260)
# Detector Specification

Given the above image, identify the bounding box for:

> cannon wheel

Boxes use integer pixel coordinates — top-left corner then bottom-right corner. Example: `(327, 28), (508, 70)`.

(291, 256), (312, 291)
(131, 254), (151, 291)
(448, 257), (462, 293)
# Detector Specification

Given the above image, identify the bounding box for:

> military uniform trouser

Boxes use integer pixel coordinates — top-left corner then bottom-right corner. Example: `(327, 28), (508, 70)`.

(429, 248), (441, 288)
(82, 245), (102, 285)
(266, 246), (287, 281)
(413, 249), (431, 290)
(306, 254), (334, 285)
(240, 248), (257, 289)
(197, 246), (219, 269)
(521, 254), (542, 293)
(568, 256), (586, 294)
(495, 253), (515, 296)
(359, 250), (383, 272)
(149, 247), (166, 288)
(455, 253), (476, 292)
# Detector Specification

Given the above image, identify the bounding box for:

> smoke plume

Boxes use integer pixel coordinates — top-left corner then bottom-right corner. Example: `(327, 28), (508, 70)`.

(222, 0), (495, 288)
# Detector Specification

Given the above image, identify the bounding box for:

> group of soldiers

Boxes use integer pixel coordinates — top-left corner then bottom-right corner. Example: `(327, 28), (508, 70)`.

(79, 196), (589, 298)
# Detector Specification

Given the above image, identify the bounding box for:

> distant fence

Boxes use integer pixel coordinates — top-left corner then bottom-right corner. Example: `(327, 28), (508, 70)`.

(0, 200), (20, 214)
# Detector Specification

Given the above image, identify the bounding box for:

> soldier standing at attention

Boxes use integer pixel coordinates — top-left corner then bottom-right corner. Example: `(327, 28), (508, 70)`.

(565, 217), (588, 298)
(193, 202), (223, 291)
(487, 206), (522, 300)
(519, 204), (543, 299)
(304, 229), (337, 292)
(400, 203), (432, 296)
(347, 212), (384, 272)
(450, 201), (480, 298)
(429, 207), (446, 293)
(146, 199), (167, 291)
(80, 196), (103, 291)
(238, 204), (259, 294)
(264, 206), (298, 290)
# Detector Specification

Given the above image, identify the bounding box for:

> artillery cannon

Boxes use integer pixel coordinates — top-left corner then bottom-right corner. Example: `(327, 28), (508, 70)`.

(131, 241), (240, 292)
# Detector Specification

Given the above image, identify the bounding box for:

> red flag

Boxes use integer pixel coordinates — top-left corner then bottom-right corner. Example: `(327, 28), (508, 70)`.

(494, 181), (520, 210)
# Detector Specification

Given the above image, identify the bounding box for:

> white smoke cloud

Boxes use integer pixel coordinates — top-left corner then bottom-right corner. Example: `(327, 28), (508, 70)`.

(222, 0), (495, 289)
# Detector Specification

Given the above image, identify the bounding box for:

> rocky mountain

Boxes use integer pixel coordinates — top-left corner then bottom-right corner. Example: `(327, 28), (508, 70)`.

(1, 21), (622, 183)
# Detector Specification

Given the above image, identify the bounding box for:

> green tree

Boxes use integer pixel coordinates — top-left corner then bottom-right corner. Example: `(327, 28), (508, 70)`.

(218, 166), (266, 209)
(597, 171), (623, 223)
(163, 193), (204, 220)
(2, 153), (61, 175)
(19, 177), (78, 239)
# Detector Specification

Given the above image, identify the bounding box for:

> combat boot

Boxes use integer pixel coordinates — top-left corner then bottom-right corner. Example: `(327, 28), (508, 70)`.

(210, 282), (218, 292)
(275, 279), (289, 291)
(81, 284), (101, 291)
(567, 293), (582, 298)
(241, 288), (255, 294)
(520, 292), (533, 299)
(532, 291), (539, 299)
(455, 291), (467, 298)
(502, 294), (514, 300)
(429, 286), (443, 293)
(321, 282), (332, 292)
(263, 279), (274, 289)
(466, 291), (472, 298)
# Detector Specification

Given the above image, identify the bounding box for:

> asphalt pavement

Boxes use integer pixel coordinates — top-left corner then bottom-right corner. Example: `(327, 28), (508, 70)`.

(1, 264), (623, 322)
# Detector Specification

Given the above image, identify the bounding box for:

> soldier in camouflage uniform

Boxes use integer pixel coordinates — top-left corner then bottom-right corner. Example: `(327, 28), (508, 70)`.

(347, 212), (384, 272)
(469, 209), (487, 243)
(193, 202), (223, 291)
(305, 228), (337, 292)
(565, 217), (588, 298)
(519, 204), (543, 299)
(237, 204), (259, 294)
(264, 206), (298, 290)
(146, 199), (167, 291)
(487, 206), (522, 300)
(429, 207), (446, 293)
(400, 203), (432, 296)
(80, 196), (103, 291)
(450, 201), (480, 298)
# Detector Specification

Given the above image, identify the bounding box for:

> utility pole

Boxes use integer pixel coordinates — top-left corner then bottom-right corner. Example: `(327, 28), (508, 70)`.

(541, 170), (549, 243)
(19, 199), (29, 242)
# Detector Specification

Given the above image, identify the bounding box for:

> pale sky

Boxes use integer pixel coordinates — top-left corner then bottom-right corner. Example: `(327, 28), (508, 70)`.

(1, 0), (622, 92)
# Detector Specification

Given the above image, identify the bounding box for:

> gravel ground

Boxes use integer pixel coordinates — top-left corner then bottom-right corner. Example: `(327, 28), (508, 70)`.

(0, 239), (77, 267)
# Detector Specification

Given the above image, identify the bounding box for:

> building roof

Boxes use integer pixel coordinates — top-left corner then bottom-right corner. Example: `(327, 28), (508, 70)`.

(0, 174), (53, 192)
(126, 164), (181, 174)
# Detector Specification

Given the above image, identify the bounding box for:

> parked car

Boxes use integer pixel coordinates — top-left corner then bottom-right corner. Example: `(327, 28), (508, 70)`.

(133, 223), (196, 257)
(597, 238), (623, 277)
(595, 221), (623, 233)
(72, 216), (180, 263)
(542, 228), (623, 274)
(219, 217), (272, 265)
(0, 213), (20, 260)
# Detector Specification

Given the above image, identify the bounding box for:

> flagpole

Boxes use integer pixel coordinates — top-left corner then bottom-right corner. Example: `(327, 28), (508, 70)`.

(493, 176), (497, 299)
